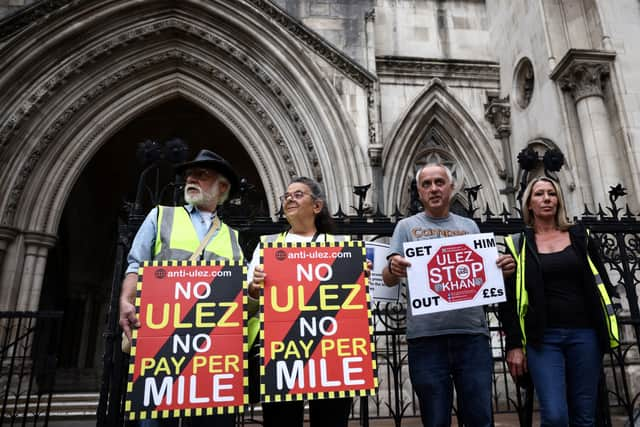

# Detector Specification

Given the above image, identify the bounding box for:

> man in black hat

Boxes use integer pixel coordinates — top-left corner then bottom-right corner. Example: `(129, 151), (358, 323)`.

(119, 149), (243, 427)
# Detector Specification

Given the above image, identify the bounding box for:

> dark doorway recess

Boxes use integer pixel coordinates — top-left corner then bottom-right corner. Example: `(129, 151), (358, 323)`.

(40, 98), (267, 391)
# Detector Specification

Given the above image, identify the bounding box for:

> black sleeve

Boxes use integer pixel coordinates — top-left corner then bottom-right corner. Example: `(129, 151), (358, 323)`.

(497, 241), (524, 352)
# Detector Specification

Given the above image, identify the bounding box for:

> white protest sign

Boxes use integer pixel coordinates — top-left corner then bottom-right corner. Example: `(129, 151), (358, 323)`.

(403, 233), (505, 315)
(365, 242), (400, 302)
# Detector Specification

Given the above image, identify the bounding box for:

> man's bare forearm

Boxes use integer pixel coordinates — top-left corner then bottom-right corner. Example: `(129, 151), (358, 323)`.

(120, 273), (138, 304)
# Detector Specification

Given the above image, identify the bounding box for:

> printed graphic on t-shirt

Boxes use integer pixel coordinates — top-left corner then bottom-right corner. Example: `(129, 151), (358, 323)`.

(410, 228), (469, 239)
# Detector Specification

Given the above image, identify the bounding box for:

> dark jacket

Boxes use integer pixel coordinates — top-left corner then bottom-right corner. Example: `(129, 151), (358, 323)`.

(499, 223), (616, 353)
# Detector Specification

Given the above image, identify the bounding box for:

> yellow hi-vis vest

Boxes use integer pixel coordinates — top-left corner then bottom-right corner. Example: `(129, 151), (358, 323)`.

(247, 231), (349, 348)
(504, 233), (619, 351)
(153, 205), (243, 262)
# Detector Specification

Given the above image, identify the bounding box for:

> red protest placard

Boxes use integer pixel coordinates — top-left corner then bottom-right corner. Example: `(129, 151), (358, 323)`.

(259, 241), (378, 402)
(428, 243), (486, 302)
(125, 261), (247, 421)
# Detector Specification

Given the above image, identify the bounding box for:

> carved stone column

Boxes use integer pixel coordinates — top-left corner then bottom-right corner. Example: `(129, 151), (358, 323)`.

(368, 141), (383, 212)
(551, 50), (618, 205)
(365, 8), (383, 211)
(485, 96), (516, 207)
(0, 226), (18, 272)
(0, 226), (19, 310)
(15, 231), (56, 311)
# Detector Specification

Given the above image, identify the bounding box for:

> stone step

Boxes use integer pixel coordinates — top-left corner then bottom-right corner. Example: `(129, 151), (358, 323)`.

(1, 392), (99, 420)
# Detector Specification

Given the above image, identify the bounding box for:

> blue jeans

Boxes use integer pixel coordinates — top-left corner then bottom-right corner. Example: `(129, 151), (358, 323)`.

(527, 328), (602, 427)
(408, 334), (493, 427)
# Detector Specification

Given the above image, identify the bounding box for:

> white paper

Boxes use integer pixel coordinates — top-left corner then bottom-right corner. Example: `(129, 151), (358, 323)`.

(404, 233), (506, 315)
(365, 241), (400, 302)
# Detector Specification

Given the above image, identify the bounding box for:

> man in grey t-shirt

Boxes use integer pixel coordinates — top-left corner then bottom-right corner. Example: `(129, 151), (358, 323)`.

(383, 164), (515, 427)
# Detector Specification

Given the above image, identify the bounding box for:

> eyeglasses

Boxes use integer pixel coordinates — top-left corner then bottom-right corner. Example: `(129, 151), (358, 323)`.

(279, 191), (313, 203)
(185, 168), (214, 180)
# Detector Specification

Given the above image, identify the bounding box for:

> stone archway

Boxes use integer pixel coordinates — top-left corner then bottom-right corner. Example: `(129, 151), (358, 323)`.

(383, 79), (504, 213)
(37, 98), (266, 388)
(0, 0), (369, 315)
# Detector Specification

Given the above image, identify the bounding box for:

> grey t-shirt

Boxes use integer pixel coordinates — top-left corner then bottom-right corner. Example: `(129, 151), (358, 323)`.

(389, 212), (489, 339)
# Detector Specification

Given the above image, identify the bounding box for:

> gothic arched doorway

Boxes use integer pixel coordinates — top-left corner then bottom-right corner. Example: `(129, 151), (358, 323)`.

(40, 99), (267, 390)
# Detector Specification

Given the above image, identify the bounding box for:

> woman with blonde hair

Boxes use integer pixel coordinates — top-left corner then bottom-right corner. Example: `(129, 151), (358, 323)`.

(520, 176), (572, 231)
(500, 176), (619, 426)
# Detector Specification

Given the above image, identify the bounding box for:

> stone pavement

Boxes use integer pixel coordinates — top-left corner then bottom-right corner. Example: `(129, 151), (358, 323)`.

(47, 411), (637, 426)
(45, 416), (529, 426)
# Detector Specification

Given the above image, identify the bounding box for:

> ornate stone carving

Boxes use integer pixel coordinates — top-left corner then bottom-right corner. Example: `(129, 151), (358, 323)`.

(367, 85), (379, 149)
(368, 145), (383, 167)
(412, 129), (464, 185)
(413, 149), (463, 190)
(23, 231), (57, 253)
(558, 63), (608, 102)
(0, 18), (174, 153)
(1, 21), (324, 163)
(2, 35), (314, 224)
(0, 10), (358, 181)
(0, 0), (373, 97)
(484, 96), (515, 185)
(550, 49), (616, 103)
(0, 0), (75, 40)
(514, 59), (534, 109)
(365, 9), (376, 22)
(376, 57), (500, 83)
(484, 97), (511, 138)
(0, 225), (18, 253)
(245, 0), (375, 88)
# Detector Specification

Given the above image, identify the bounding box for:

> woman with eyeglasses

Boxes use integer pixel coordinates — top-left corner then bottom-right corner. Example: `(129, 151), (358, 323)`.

(499, 177), (619, 426)
(246, 176), (353, 427)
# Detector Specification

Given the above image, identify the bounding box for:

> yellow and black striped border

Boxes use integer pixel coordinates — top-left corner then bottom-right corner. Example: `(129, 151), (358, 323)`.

(124, 260), (247, 420)
(140, 259), (243, 268)
(262, 240), (363, 249)
(258, 241), (378, 401)
(125, 404), (243, 421)
(260, 387), (377, 404)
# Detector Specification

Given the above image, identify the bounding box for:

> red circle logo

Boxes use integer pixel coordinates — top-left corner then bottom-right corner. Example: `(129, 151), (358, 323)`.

(427, 244), (486, 302)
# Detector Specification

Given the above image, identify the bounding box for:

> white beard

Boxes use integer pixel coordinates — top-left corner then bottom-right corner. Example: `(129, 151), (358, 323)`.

(184, 182), (220, 207)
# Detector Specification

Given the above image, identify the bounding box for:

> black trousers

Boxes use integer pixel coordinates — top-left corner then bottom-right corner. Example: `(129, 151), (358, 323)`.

(134, 414), (236, 426)
(262, 397), (352, 427)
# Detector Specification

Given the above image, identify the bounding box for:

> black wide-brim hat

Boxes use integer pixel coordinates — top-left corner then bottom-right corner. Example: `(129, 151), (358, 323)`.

(174, 149), (240, 196)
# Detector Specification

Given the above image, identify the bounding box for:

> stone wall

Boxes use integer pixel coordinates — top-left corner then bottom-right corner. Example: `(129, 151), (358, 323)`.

(0, 0), (37, 20)
(599, 0), (640, 205)
(374, 0), (492, 61)
(487, 0), (575, 199)
(487, 0), (640, 212)
(274, 0), (374, 67)
(372, 1), (504, 211)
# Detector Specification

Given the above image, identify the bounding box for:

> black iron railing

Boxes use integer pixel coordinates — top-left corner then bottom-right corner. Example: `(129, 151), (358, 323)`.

(94, 193), (640, 426)
(91, 140), (640, 426)
(0, 311), (63, 427)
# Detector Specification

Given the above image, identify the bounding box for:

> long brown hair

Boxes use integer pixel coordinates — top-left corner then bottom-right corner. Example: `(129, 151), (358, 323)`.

(521, 176), (572, 230)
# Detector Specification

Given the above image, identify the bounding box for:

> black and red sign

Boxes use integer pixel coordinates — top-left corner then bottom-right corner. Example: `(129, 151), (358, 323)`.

(259, 241), (378, 402)
(125, 261), (246, 421)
